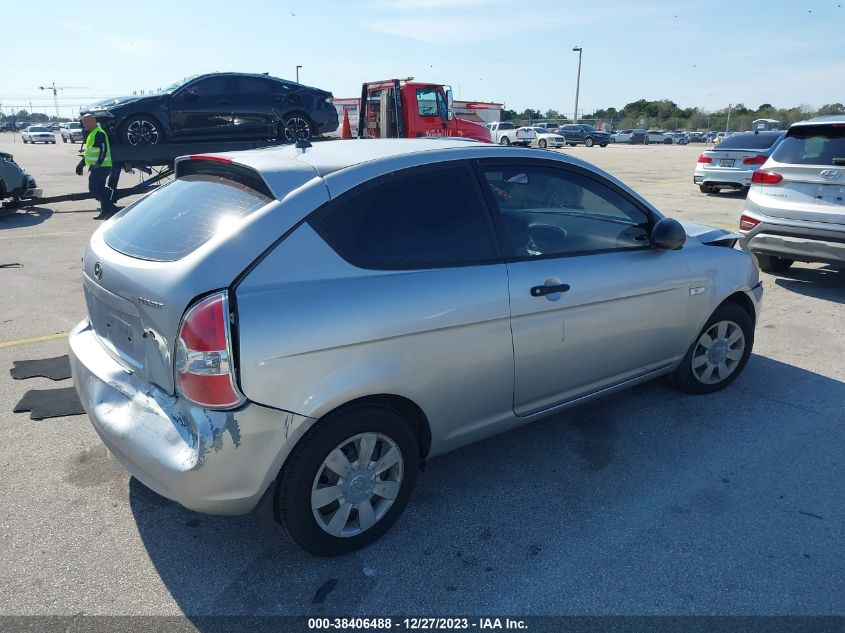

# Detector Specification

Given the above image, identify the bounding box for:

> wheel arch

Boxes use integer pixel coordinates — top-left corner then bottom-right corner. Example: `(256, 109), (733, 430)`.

(720, 291), (757, 324)
(313, 394), (432, 465)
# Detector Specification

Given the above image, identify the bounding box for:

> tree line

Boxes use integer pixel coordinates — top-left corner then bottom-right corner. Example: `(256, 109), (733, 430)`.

(502, 100), (845, 131)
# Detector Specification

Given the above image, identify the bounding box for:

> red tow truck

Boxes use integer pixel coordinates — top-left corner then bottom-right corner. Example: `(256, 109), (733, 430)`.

(358, 78), (492, 143)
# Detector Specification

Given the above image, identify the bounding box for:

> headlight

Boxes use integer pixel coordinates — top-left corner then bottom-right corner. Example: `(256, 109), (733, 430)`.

(92, 110), (115, 118)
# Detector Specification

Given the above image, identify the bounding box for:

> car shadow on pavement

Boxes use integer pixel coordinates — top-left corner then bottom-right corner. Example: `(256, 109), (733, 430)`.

(128, 354), (845, 619)
(0, 206), (53, 229)
(773, 265), (845, 303)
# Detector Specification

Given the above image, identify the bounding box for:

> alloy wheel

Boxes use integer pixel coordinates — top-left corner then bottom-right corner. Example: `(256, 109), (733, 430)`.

(126, 120), (160, 145)
(284, 116), (311, 142)
(691, 320), (745, 385)
(311, 432), (404, 538)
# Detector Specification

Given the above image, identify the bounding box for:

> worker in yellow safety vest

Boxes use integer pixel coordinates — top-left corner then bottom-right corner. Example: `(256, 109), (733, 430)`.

(75, 113), (118, 220)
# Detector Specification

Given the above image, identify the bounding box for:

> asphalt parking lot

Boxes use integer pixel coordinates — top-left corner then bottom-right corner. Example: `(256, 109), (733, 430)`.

(0, 136), (842, 619)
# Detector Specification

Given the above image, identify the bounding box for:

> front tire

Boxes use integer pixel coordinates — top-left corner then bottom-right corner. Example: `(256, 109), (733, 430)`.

(276, 403), (419, 556)
(670, 302), (754, 394)
(756, 254), (794, 273)
(120, 116), (163, 146)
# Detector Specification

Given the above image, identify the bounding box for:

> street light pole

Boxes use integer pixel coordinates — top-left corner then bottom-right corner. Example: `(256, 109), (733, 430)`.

(296, 65), (302, 83)
(572, 47), (582, 123)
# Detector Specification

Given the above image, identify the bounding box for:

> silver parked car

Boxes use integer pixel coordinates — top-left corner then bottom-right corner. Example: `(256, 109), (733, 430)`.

(694, 131), (785, 194)
(70, 139), (762, 555)
(740, 116), (845, 272)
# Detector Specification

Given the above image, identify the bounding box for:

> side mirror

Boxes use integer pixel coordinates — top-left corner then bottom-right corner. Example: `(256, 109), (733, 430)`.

(448, 111), (454, 121)
(649, 217), (686, 250)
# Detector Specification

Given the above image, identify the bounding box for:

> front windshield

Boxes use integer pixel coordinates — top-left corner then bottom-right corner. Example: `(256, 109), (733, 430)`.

(68, 122), (81, 129)
(157, 75), (200, 94)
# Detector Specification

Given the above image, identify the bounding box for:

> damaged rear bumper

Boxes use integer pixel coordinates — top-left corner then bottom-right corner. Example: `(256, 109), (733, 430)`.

(69, 320), (315, 515)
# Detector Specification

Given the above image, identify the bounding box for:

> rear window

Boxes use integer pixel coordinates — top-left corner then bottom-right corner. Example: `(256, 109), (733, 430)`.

(716, 132), (782, 150)
(772, 125), (845, 165)
(104, 175), (272, 261)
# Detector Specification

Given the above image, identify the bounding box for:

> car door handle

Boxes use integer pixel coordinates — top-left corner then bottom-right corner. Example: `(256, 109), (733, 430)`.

(530, 283), (570, 297)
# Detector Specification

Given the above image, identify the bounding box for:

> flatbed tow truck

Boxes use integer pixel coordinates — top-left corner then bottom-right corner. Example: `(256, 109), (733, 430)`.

(1, 138), (288, 217)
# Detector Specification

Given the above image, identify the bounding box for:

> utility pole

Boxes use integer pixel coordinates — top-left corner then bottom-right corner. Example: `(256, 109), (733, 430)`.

(572, 46), (583, 123)
(296, 65), (302, 83)
(725, 103), (732, 133)
(39, 82), (90, 120)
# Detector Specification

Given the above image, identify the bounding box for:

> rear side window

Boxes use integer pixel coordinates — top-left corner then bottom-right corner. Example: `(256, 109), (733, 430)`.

(310, 165), (498, 269)
(772, 125), (845, 165)
(104, 175), (272, 261)
(716, 132), (782, 150)
(237, 77), (272, 94)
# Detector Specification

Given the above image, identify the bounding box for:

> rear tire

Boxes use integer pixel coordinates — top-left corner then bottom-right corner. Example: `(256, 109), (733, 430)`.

(500, 136), (511, 146)
(584, 137), (594, 147)
(699, 185), (716, 194)
(276, 403), (419, 556)
(600, 143), (608, 147)
(670, 302), (754, 395)
(538, 139), (547, 148)
(280, 113), (314, 143)
(756, 254), (794, 273)
(62, 137), (67, 143)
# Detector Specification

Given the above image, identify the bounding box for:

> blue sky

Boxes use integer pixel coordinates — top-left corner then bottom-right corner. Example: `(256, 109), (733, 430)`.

(3, 0), (843, 118)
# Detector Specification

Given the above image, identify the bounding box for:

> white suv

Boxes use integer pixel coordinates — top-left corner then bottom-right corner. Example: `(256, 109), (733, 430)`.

(740, 116), (845, 272)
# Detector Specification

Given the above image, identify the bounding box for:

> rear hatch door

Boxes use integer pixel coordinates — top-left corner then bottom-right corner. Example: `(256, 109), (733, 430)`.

(757, 123), (845, 224)
(83, 153), (324, 394)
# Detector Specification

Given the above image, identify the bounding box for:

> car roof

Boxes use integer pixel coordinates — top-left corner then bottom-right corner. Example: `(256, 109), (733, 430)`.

(792, 115), (845, 127)
(185, 138), (645, 202)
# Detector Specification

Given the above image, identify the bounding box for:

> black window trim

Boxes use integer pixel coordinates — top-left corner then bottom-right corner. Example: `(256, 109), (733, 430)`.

(307, 160), (505, 271)
(471, 157), (658, 263)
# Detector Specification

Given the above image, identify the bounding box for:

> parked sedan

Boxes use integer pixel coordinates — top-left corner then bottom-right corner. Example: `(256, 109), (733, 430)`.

(21, 126), (56, 144)
(61, 121), (84, 143)
(740, 116), (845, 272)
(560, 124), (611, 147)
(523, 127), (567, 148)
(82, 72), (338, 146)
(610, 129), (633, 143)
(694, 131), (785, 194)
(70, 139), (761, 556)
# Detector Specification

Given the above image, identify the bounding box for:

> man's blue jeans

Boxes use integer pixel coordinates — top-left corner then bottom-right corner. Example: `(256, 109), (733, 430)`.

(88, 166), (117, 213)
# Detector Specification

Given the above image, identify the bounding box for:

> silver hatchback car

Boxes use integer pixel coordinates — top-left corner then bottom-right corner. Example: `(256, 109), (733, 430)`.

(70, 139), (762, 555)
(740, 116), (845, 272)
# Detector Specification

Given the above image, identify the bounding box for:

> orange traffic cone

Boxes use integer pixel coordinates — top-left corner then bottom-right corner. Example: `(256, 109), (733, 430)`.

(341, 108), (352, 140)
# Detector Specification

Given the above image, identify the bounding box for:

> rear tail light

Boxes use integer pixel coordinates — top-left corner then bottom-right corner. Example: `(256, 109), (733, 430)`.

(739, 215), (759, 231)
(175, 291), (243, 409)
(697, 155), (712, 164)
(742, 155), (768, 165)
(751, 170), (783, 184)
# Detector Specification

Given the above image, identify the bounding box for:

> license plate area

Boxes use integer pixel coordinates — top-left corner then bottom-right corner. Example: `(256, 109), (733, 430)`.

(84, 288), (145, 370)
(719, 158), (735, 167)
(814, 186), (845, 205)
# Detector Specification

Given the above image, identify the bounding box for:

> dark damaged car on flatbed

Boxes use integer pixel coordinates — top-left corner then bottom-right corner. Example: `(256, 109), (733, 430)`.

(81, 72), (338, 146)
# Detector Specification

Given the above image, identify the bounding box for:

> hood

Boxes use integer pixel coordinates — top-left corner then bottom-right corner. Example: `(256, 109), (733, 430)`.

(83, 94), (151, 112)
(678, 220), (742, 245)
